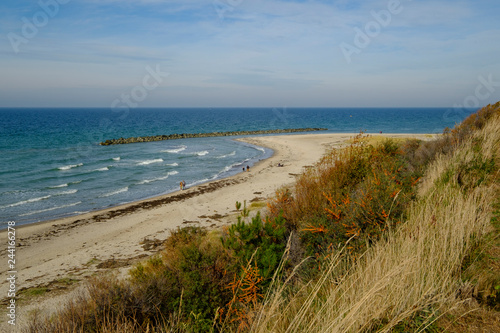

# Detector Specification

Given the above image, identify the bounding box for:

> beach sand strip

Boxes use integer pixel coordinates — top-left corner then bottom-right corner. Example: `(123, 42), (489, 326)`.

(0, 133), (436, 328)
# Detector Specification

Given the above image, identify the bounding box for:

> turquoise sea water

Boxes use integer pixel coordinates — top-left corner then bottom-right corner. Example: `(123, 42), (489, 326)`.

(0, 107), (474, 227)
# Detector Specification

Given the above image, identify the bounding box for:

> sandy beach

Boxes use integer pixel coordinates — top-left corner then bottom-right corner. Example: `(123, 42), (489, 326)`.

(0, 132), (435, 328)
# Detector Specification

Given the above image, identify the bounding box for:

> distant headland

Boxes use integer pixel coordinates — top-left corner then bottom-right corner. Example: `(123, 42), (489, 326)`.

(100, 128), (328, 145)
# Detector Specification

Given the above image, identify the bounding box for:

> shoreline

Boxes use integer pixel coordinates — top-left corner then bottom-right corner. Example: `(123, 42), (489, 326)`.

(3, 137), (273, 231)
(0, 132), (437, 328)
(9, 138), (274, 233)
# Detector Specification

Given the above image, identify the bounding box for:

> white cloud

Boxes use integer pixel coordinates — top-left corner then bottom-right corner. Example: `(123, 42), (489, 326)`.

(0, 0), (499, 106)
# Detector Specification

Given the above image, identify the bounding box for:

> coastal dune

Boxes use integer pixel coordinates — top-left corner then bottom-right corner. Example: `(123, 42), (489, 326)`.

(0, 132), (435, 327)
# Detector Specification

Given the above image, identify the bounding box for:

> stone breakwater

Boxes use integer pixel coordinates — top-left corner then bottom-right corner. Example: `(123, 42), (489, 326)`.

(100, 128), (328, 145)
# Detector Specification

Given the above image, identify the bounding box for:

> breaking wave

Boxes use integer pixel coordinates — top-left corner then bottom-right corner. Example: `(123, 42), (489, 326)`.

(137, 159), (163, 166)
(102, 187), (129, 197)
(162, 146), (187, 153)
(58, 163), (83, 171)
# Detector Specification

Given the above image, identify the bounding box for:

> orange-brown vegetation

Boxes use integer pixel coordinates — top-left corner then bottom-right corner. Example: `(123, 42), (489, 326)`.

(26, 102), (500, 332)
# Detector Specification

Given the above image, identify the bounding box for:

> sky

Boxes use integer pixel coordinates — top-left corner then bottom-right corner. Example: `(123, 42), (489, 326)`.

(0, 0), (499, 107)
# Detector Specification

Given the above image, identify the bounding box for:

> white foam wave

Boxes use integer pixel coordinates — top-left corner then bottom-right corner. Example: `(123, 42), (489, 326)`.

(50, 183), (68, 188)
(113, 157), (121, 161)
(225, 162), (240, 172)
(168, 170), (179, 176)
(4, 195), (51, 208)
(193, 151), (209, 156)
(162, 145), (187, 153)
(58, 163), (83, 171)
(166, 163), (179, 167)
(72, 210), (90, 215)
(48, 180), (81, 190)
(138, 175), (170, 185)
(137, 159), (163, 166)
(102, 187), (128, 197)
(19, 202), (82, 217)
(56, 189), (78, 196)
(217, 151), (236, 159)
(217, 162), (242, 176)
(95, 167), (109, 172)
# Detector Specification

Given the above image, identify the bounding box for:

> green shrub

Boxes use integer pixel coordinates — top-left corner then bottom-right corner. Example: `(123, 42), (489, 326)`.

(222, 212), (288, 287)
(130, 226), (235, 329)
(219, 212), (288, 330)
(286, 139), (422, 263)
(28, 103), (500, 332)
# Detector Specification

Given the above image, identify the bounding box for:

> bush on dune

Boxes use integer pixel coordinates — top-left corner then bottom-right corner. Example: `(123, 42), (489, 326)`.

(253, 103), (500, 332)
(267, 133), (423, 268)
(26, 102), (500, 332)
(130, 226), (235, 330)
(28, 227), (236, 332)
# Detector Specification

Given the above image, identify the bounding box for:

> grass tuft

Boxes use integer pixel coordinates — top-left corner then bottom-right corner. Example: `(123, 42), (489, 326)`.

(25, 102), (500, 332)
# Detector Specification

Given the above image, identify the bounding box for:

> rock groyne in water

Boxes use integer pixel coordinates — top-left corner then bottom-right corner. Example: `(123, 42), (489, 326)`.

(100, 128), (328, 145)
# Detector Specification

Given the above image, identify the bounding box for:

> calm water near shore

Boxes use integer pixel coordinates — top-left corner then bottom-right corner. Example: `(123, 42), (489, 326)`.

(0, 107), (474, 227)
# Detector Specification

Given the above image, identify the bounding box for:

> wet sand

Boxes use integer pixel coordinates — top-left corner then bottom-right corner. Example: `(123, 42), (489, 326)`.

(0, 132), (436, 328)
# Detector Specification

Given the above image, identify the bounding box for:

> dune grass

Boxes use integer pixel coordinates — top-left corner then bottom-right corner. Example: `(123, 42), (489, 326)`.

(251, 104), (500, 332)
(253, 177), (495, 332)
(25, 102), (499, 332)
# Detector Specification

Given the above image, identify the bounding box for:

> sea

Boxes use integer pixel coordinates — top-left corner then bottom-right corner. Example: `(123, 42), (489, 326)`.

(0, 107), (475, 228)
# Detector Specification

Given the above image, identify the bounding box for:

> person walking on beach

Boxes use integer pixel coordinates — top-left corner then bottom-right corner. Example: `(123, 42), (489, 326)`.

(182, 180), (186, 190)
(246, 165), (250, 172)
(180, 181), (184, 190)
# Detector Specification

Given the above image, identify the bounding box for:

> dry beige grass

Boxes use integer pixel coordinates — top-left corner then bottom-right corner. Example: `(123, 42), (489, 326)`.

(251, 115), (500, 333)
(23, 109), (499, 332)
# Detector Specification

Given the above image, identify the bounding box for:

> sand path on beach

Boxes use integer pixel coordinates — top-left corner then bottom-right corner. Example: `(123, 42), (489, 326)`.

(0, 133), (435, 329)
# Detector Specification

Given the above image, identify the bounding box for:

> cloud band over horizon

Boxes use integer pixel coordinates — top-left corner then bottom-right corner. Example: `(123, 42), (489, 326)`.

(0, 0), (499, 107)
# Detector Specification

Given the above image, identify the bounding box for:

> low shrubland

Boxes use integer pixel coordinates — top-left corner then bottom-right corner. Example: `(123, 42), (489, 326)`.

(26, 102), (500, 332)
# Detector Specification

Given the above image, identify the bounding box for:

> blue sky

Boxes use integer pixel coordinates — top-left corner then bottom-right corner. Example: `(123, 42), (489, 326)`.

(0, 0), (499, 107)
